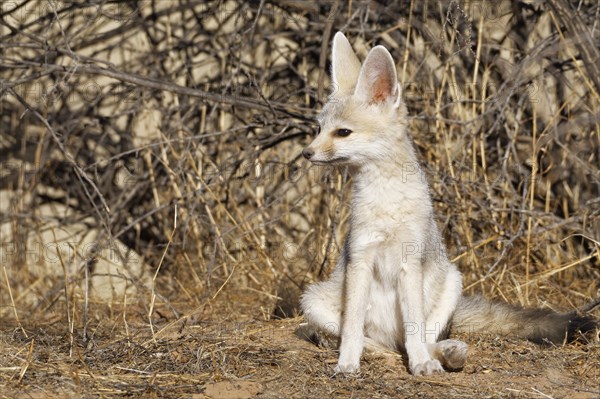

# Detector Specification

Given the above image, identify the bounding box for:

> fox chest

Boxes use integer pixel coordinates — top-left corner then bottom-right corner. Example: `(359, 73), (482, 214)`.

(350, 204), (420, 246)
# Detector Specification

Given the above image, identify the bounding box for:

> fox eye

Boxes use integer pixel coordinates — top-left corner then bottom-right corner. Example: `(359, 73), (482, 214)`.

(316, 125), (321, 135)
(336, 128), (352, 137)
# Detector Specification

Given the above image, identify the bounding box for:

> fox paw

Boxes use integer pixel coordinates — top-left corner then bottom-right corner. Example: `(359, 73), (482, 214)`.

(439, 340), (468, 370)
(334, 362), (360, 375)
(412, 359), (444, 376)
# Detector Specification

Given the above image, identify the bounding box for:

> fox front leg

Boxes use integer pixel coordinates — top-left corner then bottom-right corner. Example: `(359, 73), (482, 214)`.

(397, 256), (444, 376)
(334, 257), (373, 374)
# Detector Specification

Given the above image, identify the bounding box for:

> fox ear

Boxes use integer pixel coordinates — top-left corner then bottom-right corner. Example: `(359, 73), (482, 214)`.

(354, 46), (400, 106)
(331, 32), (362, 96)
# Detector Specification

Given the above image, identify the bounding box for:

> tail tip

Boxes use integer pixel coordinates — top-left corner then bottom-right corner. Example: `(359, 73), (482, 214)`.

(567, 314), (599, 342)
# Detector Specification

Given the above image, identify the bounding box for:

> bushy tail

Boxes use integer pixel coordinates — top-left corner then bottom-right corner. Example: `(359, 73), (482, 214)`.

(451, 296), (599, 344)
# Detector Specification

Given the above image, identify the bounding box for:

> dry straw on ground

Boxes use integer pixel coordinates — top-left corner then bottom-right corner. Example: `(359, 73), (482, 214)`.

(0, 1), (599, 398)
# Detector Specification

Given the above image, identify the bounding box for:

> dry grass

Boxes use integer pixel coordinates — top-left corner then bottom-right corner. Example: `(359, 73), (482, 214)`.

(0, 1), (599, 397)
(1, 296), (599, 398)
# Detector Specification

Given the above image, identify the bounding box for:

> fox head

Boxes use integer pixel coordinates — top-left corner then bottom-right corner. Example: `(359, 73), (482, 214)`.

(302, 32), (408, 167)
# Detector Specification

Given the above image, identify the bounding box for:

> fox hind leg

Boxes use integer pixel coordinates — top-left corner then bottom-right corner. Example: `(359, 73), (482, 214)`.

(427, 339), (468, 370)
(423, 266), (463, 343)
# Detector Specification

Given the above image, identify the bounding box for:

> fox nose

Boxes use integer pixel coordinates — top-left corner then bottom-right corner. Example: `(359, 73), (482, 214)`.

(302, 147), (314, 159)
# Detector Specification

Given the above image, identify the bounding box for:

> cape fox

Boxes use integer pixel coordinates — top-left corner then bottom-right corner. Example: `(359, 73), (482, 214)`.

(299, 32), (599, 376)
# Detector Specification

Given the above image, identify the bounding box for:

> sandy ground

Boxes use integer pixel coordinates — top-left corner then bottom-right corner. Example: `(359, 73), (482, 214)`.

(1, 292), (598, 399)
